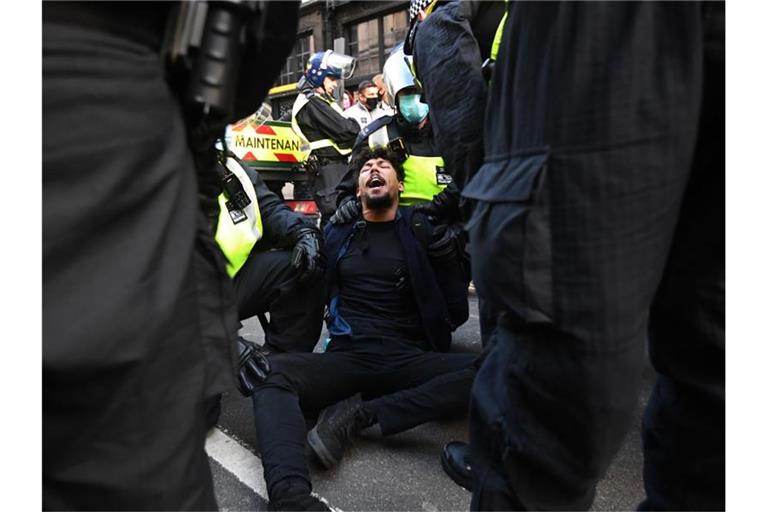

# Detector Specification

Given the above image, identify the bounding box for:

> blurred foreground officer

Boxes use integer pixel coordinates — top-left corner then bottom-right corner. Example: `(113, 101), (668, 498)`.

(290, 51), (361, 226)
(43, 2), (297, 509)
(463, 2), (724, 510)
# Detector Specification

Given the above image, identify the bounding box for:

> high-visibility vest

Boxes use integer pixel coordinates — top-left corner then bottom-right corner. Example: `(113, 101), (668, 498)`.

(291, 92), (352, 156)
(367, 124), (448, 206)
(214, 156), (263, 278)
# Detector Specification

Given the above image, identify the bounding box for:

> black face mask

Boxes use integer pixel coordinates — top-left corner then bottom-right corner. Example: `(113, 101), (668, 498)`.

(365, 97), (379, 110)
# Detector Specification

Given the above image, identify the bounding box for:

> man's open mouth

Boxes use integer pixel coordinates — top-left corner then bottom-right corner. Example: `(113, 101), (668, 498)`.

(367, 175), (385, 189)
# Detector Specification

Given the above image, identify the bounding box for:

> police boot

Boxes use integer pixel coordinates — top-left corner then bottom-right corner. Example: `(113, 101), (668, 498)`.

(307, 393), (375, 469)
(440, 441), (474, 491)
(267, 477), (331, 512)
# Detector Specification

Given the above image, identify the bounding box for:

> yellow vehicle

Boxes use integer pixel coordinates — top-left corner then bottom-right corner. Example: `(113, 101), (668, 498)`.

(225, 107), (319, 217)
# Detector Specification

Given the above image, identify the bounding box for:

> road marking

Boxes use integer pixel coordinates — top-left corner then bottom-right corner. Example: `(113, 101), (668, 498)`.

(205, 427), (341, 511)
(205, 427), (268, 497)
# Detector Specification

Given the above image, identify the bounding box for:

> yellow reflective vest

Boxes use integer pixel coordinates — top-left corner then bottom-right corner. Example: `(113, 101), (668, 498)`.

(367, 124), (448, 206)
(214, 156), (263, 278)
(291, 92), (352, 156)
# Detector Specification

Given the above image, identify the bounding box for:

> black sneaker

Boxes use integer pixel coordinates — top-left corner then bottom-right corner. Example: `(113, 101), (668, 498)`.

(307, 393), (375, 469)
(440, 441), (474, 491)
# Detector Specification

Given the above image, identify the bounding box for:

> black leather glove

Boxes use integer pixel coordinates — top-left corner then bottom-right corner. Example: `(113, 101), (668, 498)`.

(291, 226), (324, 283)
(428, 223), (464, 260)
(411, 186), (460, 223)
(329, 198), (361, 225)
(237, 337), (271, 397)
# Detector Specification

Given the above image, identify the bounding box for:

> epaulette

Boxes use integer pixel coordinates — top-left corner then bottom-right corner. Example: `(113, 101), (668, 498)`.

(353, 115), (395, 150)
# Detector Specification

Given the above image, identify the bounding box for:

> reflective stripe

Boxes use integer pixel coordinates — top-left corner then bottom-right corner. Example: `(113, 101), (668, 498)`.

(365, 125), (446, 205)
(490, 2), (509, 61)
(214, 157), (263, 278)
(291, 92), (352, 156)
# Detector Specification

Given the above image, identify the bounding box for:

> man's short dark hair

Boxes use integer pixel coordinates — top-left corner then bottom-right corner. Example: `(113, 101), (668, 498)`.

(350, 146), (405, 183)
(357, 80), (376, 93)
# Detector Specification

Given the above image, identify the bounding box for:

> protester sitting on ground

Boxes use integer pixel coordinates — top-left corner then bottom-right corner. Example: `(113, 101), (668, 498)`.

(249, 146), (478, 511)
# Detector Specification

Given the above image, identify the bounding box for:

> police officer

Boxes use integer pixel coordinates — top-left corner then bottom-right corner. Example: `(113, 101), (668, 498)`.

(290, 50), (361, 227)
(214, 151), (325, 354)
(43, 1), (293, 509)
(331, 46), (462, 226)
(463, 2), (725, 510)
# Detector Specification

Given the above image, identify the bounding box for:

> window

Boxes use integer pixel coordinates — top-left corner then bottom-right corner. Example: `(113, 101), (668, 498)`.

(382, 10), (408, 58)
(347, 18), (380, 76)
(346, 9), (409, 76)
(278, 33), (314, 85)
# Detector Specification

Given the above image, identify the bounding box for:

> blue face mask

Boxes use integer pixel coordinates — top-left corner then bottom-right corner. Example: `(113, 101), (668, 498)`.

(398, 93), (429, 124)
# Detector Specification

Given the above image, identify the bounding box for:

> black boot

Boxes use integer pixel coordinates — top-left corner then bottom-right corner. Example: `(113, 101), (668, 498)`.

(267, 477), (330, 511)
(307, 393), (375, 469)
(440, 441), (473, 491)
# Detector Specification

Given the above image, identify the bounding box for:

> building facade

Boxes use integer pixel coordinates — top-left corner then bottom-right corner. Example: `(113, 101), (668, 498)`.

(269, 0), (410, 119)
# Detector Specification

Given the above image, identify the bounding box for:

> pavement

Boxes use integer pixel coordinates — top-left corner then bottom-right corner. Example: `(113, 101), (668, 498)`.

(208, 295), (654, 511)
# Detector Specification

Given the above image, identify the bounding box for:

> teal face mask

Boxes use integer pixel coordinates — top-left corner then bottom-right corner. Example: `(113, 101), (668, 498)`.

(398, 93), (429, 124)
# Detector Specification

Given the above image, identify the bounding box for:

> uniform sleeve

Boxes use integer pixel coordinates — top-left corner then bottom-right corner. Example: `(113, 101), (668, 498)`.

(244, 167), (312, 249)
(413, 1), (488, 189)
(300, 97), (361, 149)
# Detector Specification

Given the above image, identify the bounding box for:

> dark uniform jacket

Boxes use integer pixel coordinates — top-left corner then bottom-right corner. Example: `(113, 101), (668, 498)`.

(294, 88), (361, 161)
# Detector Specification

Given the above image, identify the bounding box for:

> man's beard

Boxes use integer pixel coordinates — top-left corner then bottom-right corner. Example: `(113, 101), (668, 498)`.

(363, 192), (394, 211)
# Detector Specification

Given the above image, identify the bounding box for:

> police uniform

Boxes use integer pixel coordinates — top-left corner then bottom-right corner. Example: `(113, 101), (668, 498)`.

(463, 2), (725, 510)
(42, 2), (298, 509)
(215, 155), (324, 353)
(291, 86), (360, 222)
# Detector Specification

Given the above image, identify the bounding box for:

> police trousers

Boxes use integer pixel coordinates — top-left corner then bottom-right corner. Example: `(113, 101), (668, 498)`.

(43, 4), (238, 509)
(251, 336), (478, 499)
(234, 249), (324, 353)
(465, 2), (724, 510)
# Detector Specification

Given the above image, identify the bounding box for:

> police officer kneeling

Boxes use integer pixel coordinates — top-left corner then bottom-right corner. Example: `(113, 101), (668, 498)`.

(214, 150), (326, 359)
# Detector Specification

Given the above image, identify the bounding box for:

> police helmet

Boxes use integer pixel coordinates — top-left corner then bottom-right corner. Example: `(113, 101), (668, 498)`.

(382, 46), (418, 103)
(304, 50), (357, 88)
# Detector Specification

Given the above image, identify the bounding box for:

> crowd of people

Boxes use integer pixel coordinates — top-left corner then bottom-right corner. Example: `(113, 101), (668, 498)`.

(43, 1), (724, 511)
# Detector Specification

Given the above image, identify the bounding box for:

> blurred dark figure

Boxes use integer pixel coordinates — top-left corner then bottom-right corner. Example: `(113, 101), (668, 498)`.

(42, 2), (298, 509)
(462, 2), (725, 510)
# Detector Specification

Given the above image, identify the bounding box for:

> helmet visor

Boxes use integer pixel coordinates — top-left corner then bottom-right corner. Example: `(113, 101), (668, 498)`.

(324, 51), (357, 80)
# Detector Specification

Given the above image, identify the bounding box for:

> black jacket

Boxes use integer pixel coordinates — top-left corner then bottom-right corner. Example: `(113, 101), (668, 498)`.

(240, 164), (318, 251)
(294, 88), (360, 161)
(412, 0), (504, 189)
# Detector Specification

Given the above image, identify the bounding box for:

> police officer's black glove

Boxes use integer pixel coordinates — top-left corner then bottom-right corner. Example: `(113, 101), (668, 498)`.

(329, 198), (361, 225)
(291, 226), (325, 283)
(412, 187), (460, 223)
(428, 223), (464, 260)
(237, 337), (271, 397)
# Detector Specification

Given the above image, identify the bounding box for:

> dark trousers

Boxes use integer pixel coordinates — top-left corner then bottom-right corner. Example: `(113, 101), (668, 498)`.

(466, 2), (724, 510)
(43, 4), (238, 509)
(234, 249), (324, 353)
(251, 336), (478, 498)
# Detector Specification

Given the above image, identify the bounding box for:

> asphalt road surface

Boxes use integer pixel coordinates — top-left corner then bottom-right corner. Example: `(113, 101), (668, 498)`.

(208, 295), (654, 511)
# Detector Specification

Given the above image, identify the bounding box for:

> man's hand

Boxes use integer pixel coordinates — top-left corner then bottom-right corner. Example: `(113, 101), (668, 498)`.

(291, 226), (325, 283)
(329, 199), (361, 225)
(237, 337), (271, 397)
